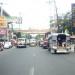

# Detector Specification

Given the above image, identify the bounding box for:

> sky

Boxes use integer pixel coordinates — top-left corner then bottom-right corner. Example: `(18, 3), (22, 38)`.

(1, 0), (75, 30)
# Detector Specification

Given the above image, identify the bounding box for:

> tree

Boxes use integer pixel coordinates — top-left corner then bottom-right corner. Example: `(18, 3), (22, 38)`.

(49, 12), (72, 33)
(50, 16), (63, 32)
(16, 32), (21, 38)
(62, 12), (71, 33)
(35, 34), (44, 40)
(25, 34), (32, 39)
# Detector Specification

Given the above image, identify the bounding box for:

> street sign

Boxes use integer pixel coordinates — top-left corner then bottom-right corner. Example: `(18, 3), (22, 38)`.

(16, 17), (22, 24)
(10, 16), (22, 24)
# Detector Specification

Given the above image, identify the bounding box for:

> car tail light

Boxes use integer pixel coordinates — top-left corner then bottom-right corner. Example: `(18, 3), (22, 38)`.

(44, 41), (48, 45)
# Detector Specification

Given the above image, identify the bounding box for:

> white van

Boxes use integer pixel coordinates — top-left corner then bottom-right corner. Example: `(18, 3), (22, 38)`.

(29, 39), (37, 46)
(48, 33), (71, 53)
(16, 38), (27, 48)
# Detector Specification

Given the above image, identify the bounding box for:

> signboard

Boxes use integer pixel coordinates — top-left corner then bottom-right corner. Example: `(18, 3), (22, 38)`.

(16, 17), (22, 24)
(0, 16), (7, 28)
(11, 16), (22, 24)
(0, 28), (7, 35)
(7, 16), (22, 24)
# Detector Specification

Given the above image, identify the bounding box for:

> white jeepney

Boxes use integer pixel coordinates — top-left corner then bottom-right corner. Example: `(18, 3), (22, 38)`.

(48, 33), (71, 53)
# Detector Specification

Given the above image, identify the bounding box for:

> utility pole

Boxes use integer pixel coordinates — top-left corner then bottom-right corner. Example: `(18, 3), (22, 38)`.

(18, 12), (22, 31)
(53, 0), (59, 32)
(48, 0), (59, 32)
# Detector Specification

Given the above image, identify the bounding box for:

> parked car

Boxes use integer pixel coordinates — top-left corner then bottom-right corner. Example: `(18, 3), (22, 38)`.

(4, 41), (12, 49)
(16, 38), (27, 48)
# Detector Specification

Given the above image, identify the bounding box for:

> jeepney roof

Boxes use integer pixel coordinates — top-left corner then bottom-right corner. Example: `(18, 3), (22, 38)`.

(51, 33), (70, 36)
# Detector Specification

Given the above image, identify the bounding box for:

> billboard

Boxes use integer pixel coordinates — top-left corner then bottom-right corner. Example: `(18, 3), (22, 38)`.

(0, 28), (7, 35)
(0, 16), (7, 28)
(7, 16), (22, 24)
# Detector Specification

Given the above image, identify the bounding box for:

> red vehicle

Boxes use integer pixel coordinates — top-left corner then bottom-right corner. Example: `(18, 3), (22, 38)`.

(11, 39), (17, 46)
(42, 39), (49, 49)
(39, 40), (44, 47)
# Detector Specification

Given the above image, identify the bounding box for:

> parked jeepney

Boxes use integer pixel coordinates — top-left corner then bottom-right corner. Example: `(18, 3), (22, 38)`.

(48, 33), (71, 53)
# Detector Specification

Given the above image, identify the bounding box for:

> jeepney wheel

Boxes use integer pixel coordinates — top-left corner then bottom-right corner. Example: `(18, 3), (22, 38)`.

(50, 49), (57, 54)
(1, 49), (3, 51)
(50, 49), (54, 54)
(54, 50), (57, 54)
(48, 48), (51, 51)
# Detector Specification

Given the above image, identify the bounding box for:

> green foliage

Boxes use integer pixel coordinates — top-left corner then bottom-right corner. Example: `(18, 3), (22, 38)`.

(25, 34), (32, 39)
(50, 11), (71, 33)
(35, 34), (44, 40)
(16, 32), (21, 38)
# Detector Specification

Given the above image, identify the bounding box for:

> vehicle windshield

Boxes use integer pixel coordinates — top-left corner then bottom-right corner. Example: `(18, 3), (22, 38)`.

(0, 0), (75, 75)
(57, 34), (66, 42)
(18, 38), (25, 41)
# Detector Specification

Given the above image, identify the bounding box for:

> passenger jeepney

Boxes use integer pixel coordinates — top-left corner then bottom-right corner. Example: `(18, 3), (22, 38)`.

(48, 33), (71, 53)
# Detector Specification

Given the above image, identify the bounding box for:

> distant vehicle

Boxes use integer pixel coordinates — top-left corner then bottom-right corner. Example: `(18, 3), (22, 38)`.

(29, 39), (37, 47)
(16, 38), (27, 48)
(39, 40), (44, 47)
(26, 39), (30, 45)
(10, 39), (17, 46)
(4, 41), (12, 49)
(42, 39), (49, 49)
(0, 42), (4, 51)
(48, 33), (71, 53)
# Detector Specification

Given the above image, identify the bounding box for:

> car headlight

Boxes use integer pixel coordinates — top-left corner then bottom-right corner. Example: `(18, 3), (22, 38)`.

(53, 46), (57, 49)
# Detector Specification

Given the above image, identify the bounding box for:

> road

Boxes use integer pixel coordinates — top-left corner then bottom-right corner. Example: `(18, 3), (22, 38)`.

(0, 46), (75, 75)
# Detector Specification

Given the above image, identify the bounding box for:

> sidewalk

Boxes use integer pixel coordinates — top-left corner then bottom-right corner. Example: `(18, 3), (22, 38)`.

(0, 47), (15, 55)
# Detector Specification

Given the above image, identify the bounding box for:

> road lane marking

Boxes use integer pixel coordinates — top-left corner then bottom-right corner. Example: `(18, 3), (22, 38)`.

(30, 67), (34, 75)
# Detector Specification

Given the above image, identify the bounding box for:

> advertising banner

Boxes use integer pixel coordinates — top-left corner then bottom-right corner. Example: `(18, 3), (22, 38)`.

(0, 16), (7, 28)
(0, 28), (7, 35)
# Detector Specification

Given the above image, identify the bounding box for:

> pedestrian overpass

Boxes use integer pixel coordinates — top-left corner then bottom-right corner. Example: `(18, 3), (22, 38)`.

(15, 29), (50, 35)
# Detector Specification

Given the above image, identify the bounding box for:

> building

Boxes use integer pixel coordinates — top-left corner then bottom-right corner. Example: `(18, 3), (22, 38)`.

(0, 7), (11, 40)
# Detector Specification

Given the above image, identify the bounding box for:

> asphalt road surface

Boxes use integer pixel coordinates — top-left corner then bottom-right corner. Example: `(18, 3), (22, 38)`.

(0, 46), (75, 75)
